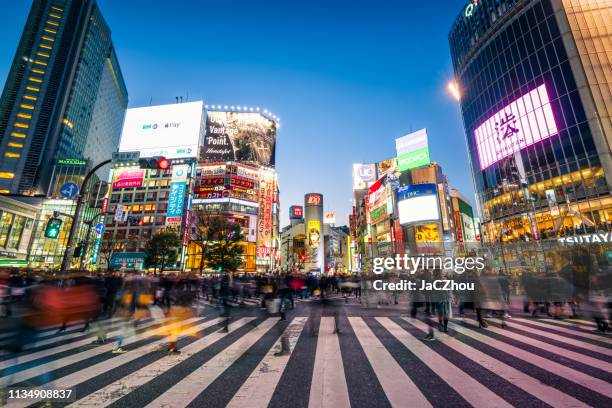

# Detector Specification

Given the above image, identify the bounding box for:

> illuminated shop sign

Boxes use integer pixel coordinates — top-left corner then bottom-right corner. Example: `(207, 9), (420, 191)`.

(474, 84), (558, 170)
(290, 205), (304, 219)
(306, 193), (323, 207)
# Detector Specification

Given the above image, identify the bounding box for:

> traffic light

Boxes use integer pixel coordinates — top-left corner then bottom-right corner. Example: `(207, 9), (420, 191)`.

(44, 217), (62, 239)
(299, 254), (307, 263)
(138, 156), (170, 170)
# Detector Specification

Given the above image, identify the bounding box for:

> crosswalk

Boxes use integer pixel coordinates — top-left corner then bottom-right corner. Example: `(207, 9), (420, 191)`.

(1, 313), (611, 407)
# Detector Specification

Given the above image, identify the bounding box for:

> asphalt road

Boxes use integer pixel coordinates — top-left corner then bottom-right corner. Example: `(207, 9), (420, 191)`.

(1, 293), (611, 408)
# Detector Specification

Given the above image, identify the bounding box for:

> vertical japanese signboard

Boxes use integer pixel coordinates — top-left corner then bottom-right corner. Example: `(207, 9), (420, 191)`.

(166, 165), (189, 225)
(256, 169), (275, 261)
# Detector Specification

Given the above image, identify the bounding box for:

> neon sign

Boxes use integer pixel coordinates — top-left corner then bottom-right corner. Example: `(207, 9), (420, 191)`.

(474, 84), (558, 170)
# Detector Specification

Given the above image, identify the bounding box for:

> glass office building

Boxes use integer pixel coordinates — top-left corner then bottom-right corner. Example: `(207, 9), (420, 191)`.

(449, 0), (611, 243)
(0, 0), (127, 196)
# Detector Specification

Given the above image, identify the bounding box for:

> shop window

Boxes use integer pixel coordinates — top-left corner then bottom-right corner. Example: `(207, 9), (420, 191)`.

(6, 215), (25, 249)
(0, 212), (14, 247)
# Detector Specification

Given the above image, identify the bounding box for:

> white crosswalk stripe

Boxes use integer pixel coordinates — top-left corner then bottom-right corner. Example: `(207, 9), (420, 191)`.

(227, 317), (308, 408)
(309, 317), (350, 408)
(514, 317), (612, 345)
(1, 314), (610, 408)
(144, 318), (280, 407)
(349, 317), (431, 408)
(403, 317), (589, 408)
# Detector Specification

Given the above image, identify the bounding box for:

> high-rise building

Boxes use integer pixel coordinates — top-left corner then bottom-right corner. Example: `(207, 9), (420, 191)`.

(0, 0), (128, 196)
(449, 0), (611, 244)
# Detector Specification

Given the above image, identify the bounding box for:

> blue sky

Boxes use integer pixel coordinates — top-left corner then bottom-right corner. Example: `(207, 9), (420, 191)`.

(0, 0), (474, 227)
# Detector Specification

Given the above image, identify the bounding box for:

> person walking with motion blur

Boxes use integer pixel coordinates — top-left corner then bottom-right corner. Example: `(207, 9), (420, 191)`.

(219, 271), (232, 333)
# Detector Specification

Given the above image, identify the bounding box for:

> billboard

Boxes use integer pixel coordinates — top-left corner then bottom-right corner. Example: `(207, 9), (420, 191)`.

(305, 193), (323, 207)
(415, 223), (440, 243)
(112, 168), (144, 190)
(376, 158), (397, 178)
(307, 220), (321, 248)
(397, 184), (439, 225)
(324, 211), (336, 224)
(194, 163), (258, 203)
(202, 111), (276, 166)
(289, 205), (304, 219)
(352, 163), (376, 190)
(119, 101), (203, 159)
(475, 83), (558, 170)
(257, 169), (276, 252)
(395, 129), (430, 172)
(458, 198), (476, 241)
(166, 164), (189, 225)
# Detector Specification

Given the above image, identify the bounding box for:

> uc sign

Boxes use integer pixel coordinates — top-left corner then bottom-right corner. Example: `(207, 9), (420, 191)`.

(358, 165), (374, 180)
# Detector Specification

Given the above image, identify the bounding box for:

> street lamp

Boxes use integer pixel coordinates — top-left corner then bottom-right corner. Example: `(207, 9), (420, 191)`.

(447, 80), (461, 101)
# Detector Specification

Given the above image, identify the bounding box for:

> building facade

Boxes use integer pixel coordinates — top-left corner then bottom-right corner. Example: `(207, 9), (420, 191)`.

(0, 0), (127, 195)
(449, 0), (611, 244)
(0, 196), (39, 267)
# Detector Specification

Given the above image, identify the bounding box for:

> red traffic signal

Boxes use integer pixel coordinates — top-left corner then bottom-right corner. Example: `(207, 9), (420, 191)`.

(139, 156), (170, 170)
(157, 157), (170, 170)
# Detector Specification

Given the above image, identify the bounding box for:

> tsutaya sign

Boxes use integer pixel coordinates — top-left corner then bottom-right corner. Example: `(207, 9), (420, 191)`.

(558, 233), (611, 244)
(474, 84), (558, 170)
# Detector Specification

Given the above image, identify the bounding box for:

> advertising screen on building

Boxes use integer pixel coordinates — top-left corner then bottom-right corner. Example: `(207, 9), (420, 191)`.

(166, 164), (189, 225)
(112, 168), (145, 190)
(307, 220), (321, 248)
(324, 211), (336, 224)
(202, 111), (276, 166)
(119, 101), (203, 159)
(395, 129), (430, 172)
(397, 184), (439, 225)
(290, 206), (304, 219)
(376, 158), (397, 178)
(352, 163), (376, 190)
(475, 83), (558, 170)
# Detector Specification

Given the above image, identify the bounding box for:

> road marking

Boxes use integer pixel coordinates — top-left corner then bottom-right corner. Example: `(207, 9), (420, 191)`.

(0, 318), (169, 371)
(67, 317), (254, 408)
(526, 318), (612, 344)
(350, 317), (431, 408)
(3, 317), (227, 408)
(448, 320), (612, 397)
(308, 317), (350, 408)
(1, 317), (199, 387)
(227, 317), (308, 408)
(377, 317), (513, 408)
(403, 318), (589, 408)
(495, 318), (612, 352)
(469, 318), (612, 371)
(144, 318), (280, 408)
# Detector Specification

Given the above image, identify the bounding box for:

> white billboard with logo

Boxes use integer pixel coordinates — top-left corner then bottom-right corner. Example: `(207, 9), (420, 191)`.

(352, 163), (376, 190)
(119, 101), (203, 159)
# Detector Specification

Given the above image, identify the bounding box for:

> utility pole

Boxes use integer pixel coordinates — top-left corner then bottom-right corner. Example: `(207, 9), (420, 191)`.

(61, 159), (111, 271)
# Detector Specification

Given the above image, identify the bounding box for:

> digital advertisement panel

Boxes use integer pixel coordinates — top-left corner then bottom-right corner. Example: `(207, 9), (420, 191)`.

(307, 220), (321, 248)
(112, 168), (145, 190)
(202, 111), (276, 166)
(415, 223), (442, 254)
(166, 164), (189, 225)
(397, 184), (439, 225)
(474, 83), (558, 170)
(395, 128), (431, 172)
(376, 158), (397, 178)
(352, 163), (376, 190)
(118, 101), (203, 159)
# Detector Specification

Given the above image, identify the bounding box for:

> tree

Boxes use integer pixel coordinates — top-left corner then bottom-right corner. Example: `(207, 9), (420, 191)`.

(99, 232), (124, 271)
(193, 214), (245, 273)
(144, 231), (181, 272)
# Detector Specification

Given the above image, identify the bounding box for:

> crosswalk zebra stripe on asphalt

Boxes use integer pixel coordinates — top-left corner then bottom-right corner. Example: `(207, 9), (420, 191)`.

(227, 317), (308, 408)
(0, 318), (170, 372)
(377, 317), (514, 408)
(309, 317), (351, 408)
(467, 318), (612, 371)
(1, 317), (198, 388)
(66, 317), (252, 408)
(491, 318), (612, 356)
(1, 314), (610, 408)
(403, 317), (590, 408)
(144, 318), (281, 408)
(513, 317), (612, 345)
(447, 319), (612, 397)
(349, 317), (431, 408)
(3, 317), (229, 408)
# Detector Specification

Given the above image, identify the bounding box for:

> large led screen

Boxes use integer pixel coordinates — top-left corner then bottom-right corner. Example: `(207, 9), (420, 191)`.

(474, 84), (558, 170)
(398, 195), (440, 225)
(119, 101), (203, 159)
(202, 111), (276, 166)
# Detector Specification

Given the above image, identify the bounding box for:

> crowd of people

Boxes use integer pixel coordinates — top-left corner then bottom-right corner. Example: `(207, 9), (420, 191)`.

(0, 266), (610, 353)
